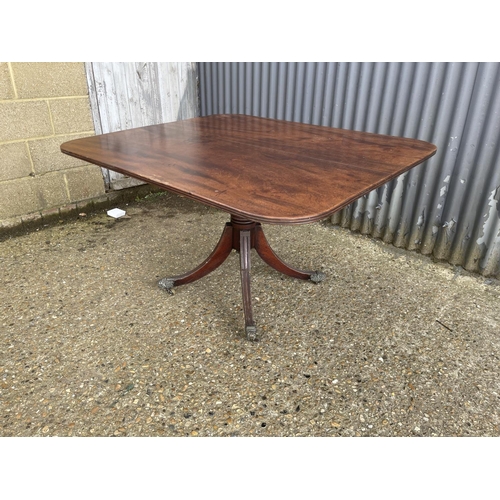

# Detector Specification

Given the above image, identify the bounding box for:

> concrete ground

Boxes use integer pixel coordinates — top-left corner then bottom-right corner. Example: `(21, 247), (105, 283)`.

(1, 191), (499, 437)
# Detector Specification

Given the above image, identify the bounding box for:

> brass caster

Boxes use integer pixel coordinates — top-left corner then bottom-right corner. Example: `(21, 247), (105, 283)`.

(310, 271), (325, 283)
(246, 325), (258, 341)
(158, 278), (175, 295)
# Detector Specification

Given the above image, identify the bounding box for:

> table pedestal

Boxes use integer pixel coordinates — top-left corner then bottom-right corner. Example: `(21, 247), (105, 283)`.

(158, 215), (325, 340)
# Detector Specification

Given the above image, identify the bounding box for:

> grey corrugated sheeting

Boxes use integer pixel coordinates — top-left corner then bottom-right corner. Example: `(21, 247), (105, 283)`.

(198, 62), (500, 277)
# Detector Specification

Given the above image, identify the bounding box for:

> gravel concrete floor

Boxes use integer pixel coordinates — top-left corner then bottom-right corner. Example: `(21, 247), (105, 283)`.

(1, 191), (500, 437)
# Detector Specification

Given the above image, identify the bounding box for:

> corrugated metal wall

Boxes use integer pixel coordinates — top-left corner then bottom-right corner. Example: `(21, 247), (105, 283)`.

(198, 62), (500, 277)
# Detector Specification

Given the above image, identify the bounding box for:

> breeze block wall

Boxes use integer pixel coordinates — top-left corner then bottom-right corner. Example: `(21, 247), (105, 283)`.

(0, 62), (106, 229)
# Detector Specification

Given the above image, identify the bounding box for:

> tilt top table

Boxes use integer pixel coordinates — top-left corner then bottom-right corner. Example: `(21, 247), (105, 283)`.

(61, 115), (437, 340)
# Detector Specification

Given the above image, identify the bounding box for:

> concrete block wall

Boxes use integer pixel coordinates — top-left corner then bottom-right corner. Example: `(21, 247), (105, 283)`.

(0, 62), (106, 230)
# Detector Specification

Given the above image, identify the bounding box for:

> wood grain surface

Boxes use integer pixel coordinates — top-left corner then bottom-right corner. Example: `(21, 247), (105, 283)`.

(60, 115), (437, 224)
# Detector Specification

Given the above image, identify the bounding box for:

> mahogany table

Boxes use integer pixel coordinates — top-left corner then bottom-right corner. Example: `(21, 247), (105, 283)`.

(61, 115), (437, 340)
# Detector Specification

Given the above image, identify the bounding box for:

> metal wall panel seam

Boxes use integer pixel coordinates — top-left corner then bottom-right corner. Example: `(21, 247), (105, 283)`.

(403, 63), (465, 251)
(441, 64), (496, 268)
(462, 64), (500, 272)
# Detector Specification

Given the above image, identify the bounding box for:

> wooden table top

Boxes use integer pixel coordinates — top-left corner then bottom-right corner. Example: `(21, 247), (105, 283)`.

(60, 115), (437, 224)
